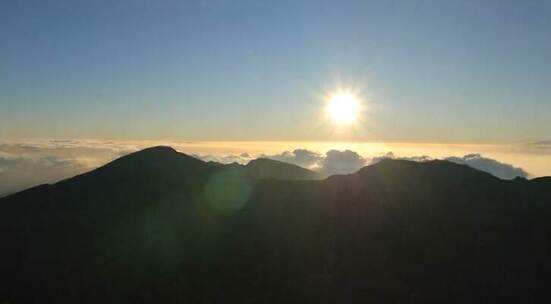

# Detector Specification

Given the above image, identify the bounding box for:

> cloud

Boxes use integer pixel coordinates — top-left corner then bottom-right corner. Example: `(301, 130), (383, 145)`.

(0, 139), (142, 196)
(369, 152), (433, 165)
(445, 154), (528, 179)
(193, 153), (254, 164)
(265, 149), (323, 169)
(0, 152), (87, 197)
(320, 150), (367, 176)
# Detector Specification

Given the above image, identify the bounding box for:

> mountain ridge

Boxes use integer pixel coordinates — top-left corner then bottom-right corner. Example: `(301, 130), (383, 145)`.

(5, 146), (544, 200)
(1, 146), (550, 303)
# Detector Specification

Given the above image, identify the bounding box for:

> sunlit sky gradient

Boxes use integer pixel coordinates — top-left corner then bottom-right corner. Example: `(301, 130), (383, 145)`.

(1, 0), (551, 195)
(2, 0), (550, 142)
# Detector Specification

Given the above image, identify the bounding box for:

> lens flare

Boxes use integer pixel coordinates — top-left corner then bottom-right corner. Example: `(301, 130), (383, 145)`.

(205, 169), (251, 216)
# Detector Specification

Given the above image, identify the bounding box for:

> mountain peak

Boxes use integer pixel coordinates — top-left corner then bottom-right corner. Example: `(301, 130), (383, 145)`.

(114, 146), (198, 164)
(356, 158), (499, 185)
(54, 146), (210, 188)
(130, 145), (178, 156)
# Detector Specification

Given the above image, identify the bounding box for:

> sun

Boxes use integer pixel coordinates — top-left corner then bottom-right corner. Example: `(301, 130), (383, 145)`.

(326, 91), (360, 125)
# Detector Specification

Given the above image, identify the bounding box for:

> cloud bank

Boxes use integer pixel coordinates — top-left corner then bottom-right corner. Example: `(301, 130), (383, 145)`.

(319, 150), (367, 176)
(0, 140), (140, 197)
(445, 154), (528, 180)
(266, 149), (323, 170)
(0, 139), (535, 196)
(0, 151), (86, 196)
(262, 149), (368, 176)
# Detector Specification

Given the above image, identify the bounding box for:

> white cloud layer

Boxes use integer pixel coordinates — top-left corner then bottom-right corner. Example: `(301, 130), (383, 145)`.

(445, 154), (528, 179)
(319, 150), (367, 176)
(192, 153), (255, 164)
(265, 149), (323, 170)
(0, 151), (86, 196)
(0, 139), (536, 196)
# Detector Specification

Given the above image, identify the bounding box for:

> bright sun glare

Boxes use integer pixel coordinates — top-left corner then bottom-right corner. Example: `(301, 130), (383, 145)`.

(327, 92), (360, 125)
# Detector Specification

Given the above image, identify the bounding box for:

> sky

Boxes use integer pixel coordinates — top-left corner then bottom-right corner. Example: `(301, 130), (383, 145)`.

(1, 1), (551, 193)
(2, 0), (550, 142)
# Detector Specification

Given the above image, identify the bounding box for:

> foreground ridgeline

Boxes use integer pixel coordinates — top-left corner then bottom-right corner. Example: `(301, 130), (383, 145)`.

(1, 146), (550, 303)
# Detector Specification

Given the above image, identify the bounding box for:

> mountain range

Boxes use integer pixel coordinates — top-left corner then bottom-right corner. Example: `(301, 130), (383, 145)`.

(1, 146), (550, 303)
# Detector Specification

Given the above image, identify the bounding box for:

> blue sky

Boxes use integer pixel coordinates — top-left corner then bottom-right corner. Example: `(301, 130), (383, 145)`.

(1, 0), (550, 142)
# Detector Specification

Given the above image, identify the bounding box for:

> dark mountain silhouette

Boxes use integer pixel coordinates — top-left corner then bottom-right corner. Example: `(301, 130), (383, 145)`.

(1, 146), (550, 303)
(243, 158), (322, 180)
(208, 157), (321, 180)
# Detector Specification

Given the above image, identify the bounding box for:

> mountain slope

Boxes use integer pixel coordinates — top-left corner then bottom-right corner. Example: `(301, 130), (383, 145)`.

(0, 146), (221, 302)
(244, 158), (322, 180)
(208, 157), (321, 180)
(1, 147), (550, 303)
